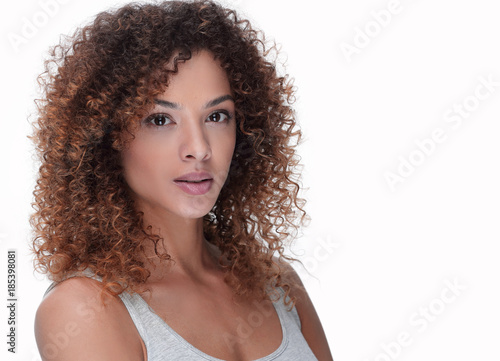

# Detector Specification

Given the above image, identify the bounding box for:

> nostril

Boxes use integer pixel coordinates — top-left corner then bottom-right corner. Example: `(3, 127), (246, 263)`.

(180, 133), (212, 161)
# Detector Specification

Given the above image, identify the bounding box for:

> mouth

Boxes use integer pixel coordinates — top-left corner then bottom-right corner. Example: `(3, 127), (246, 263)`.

(174, 171), (213, 182)
(175, 179), (211, 183)
(174, 172), (214, 195)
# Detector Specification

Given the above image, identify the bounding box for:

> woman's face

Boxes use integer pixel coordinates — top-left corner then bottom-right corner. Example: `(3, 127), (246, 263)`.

(121, 50), (236, 221)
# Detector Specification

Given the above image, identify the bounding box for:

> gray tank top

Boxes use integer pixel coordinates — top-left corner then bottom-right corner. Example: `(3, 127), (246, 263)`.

(44, 271), (318, 361)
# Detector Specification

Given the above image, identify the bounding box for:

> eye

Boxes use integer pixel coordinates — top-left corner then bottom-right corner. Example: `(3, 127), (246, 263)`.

(145, 114), (172, 126)
(207, 111), (230, 123)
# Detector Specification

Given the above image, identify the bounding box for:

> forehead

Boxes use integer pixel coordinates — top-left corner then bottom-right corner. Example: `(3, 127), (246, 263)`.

(158, 50), (232, 104)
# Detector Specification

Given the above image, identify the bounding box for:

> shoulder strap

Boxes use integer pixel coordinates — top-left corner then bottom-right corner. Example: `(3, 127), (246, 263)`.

(43, 268), (103, 298)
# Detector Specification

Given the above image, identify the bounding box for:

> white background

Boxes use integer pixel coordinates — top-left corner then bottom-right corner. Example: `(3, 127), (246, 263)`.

(1, 0), (499, 360)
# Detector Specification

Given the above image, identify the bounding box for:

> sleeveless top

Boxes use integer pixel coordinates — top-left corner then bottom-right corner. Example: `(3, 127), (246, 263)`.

(44, 270), (318, 361)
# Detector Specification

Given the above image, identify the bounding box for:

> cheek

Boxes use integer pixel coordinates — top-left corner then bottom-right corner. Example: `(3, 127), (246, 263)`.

(121, 140), (162, 183)
(226, 124), (237, 155)
(221, 131), (236, 165)
(209, 131), (235, 184)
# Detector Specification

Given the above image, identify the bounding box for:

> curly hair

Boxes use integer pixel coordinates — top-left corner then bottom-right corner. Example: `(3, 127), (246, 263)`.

(31, 0), (306, 304)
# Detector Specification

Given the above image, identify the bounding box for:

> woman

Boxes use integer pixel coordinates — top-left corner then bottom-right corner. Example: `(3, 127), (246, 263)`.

(31, 1), (333, 360)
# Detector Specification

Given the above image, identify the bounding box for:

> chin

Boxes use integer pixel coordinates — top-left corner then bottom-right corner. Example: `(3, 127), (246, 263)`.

(175, 201), (215, 220)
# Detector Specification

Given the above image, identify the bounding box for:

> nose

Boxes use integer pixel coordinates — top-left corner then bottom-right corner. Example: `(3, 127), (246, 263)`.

(179, 121), (212, 162)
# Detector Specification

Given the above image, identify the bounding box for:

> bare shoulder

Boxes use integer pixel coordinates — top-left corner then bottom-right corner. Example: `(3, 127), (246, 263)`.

(35, 277), (145, 361)
(278, 259), (334, 361)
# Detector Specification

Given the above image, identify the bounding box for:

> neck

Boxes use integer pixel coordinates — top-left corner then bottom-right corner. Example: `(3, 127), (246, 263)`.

(140, 209), (219, 281)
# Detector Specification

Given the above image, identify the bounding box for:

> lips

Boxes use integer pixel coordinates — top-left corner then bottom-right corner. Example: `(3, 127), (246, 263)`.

(174, 172), (213, 195)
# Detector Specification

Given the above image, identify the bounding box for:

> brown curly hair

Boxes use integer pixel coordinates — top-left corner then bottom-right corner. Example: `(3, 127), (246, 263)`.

(31, 0), (306, 304)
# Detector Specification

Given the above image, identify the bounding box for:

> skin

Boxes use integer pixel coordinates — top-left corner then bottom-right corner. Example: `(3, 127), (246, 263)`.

(35, 50), (333, 361)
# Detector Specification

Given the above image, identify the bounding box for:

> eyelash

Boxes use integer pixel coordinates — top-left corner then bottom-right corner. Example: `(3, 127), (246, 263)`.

(145, 113), (171, 127)
(207, 110), (232, 123)
(144, 110), (232, 127)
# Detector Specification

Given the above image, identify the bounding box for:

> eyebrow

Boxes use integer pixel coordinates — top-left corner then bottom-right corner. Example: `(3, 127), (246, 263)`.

(154, 94), (234, 110)
(154, 99), (180, 109)
(204, 95), (234, 108)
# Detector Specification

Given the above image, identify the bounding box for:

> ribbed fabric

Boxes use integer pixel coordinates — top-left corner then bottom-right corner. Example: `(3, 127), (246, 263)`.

(44, 271), (318, 361)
